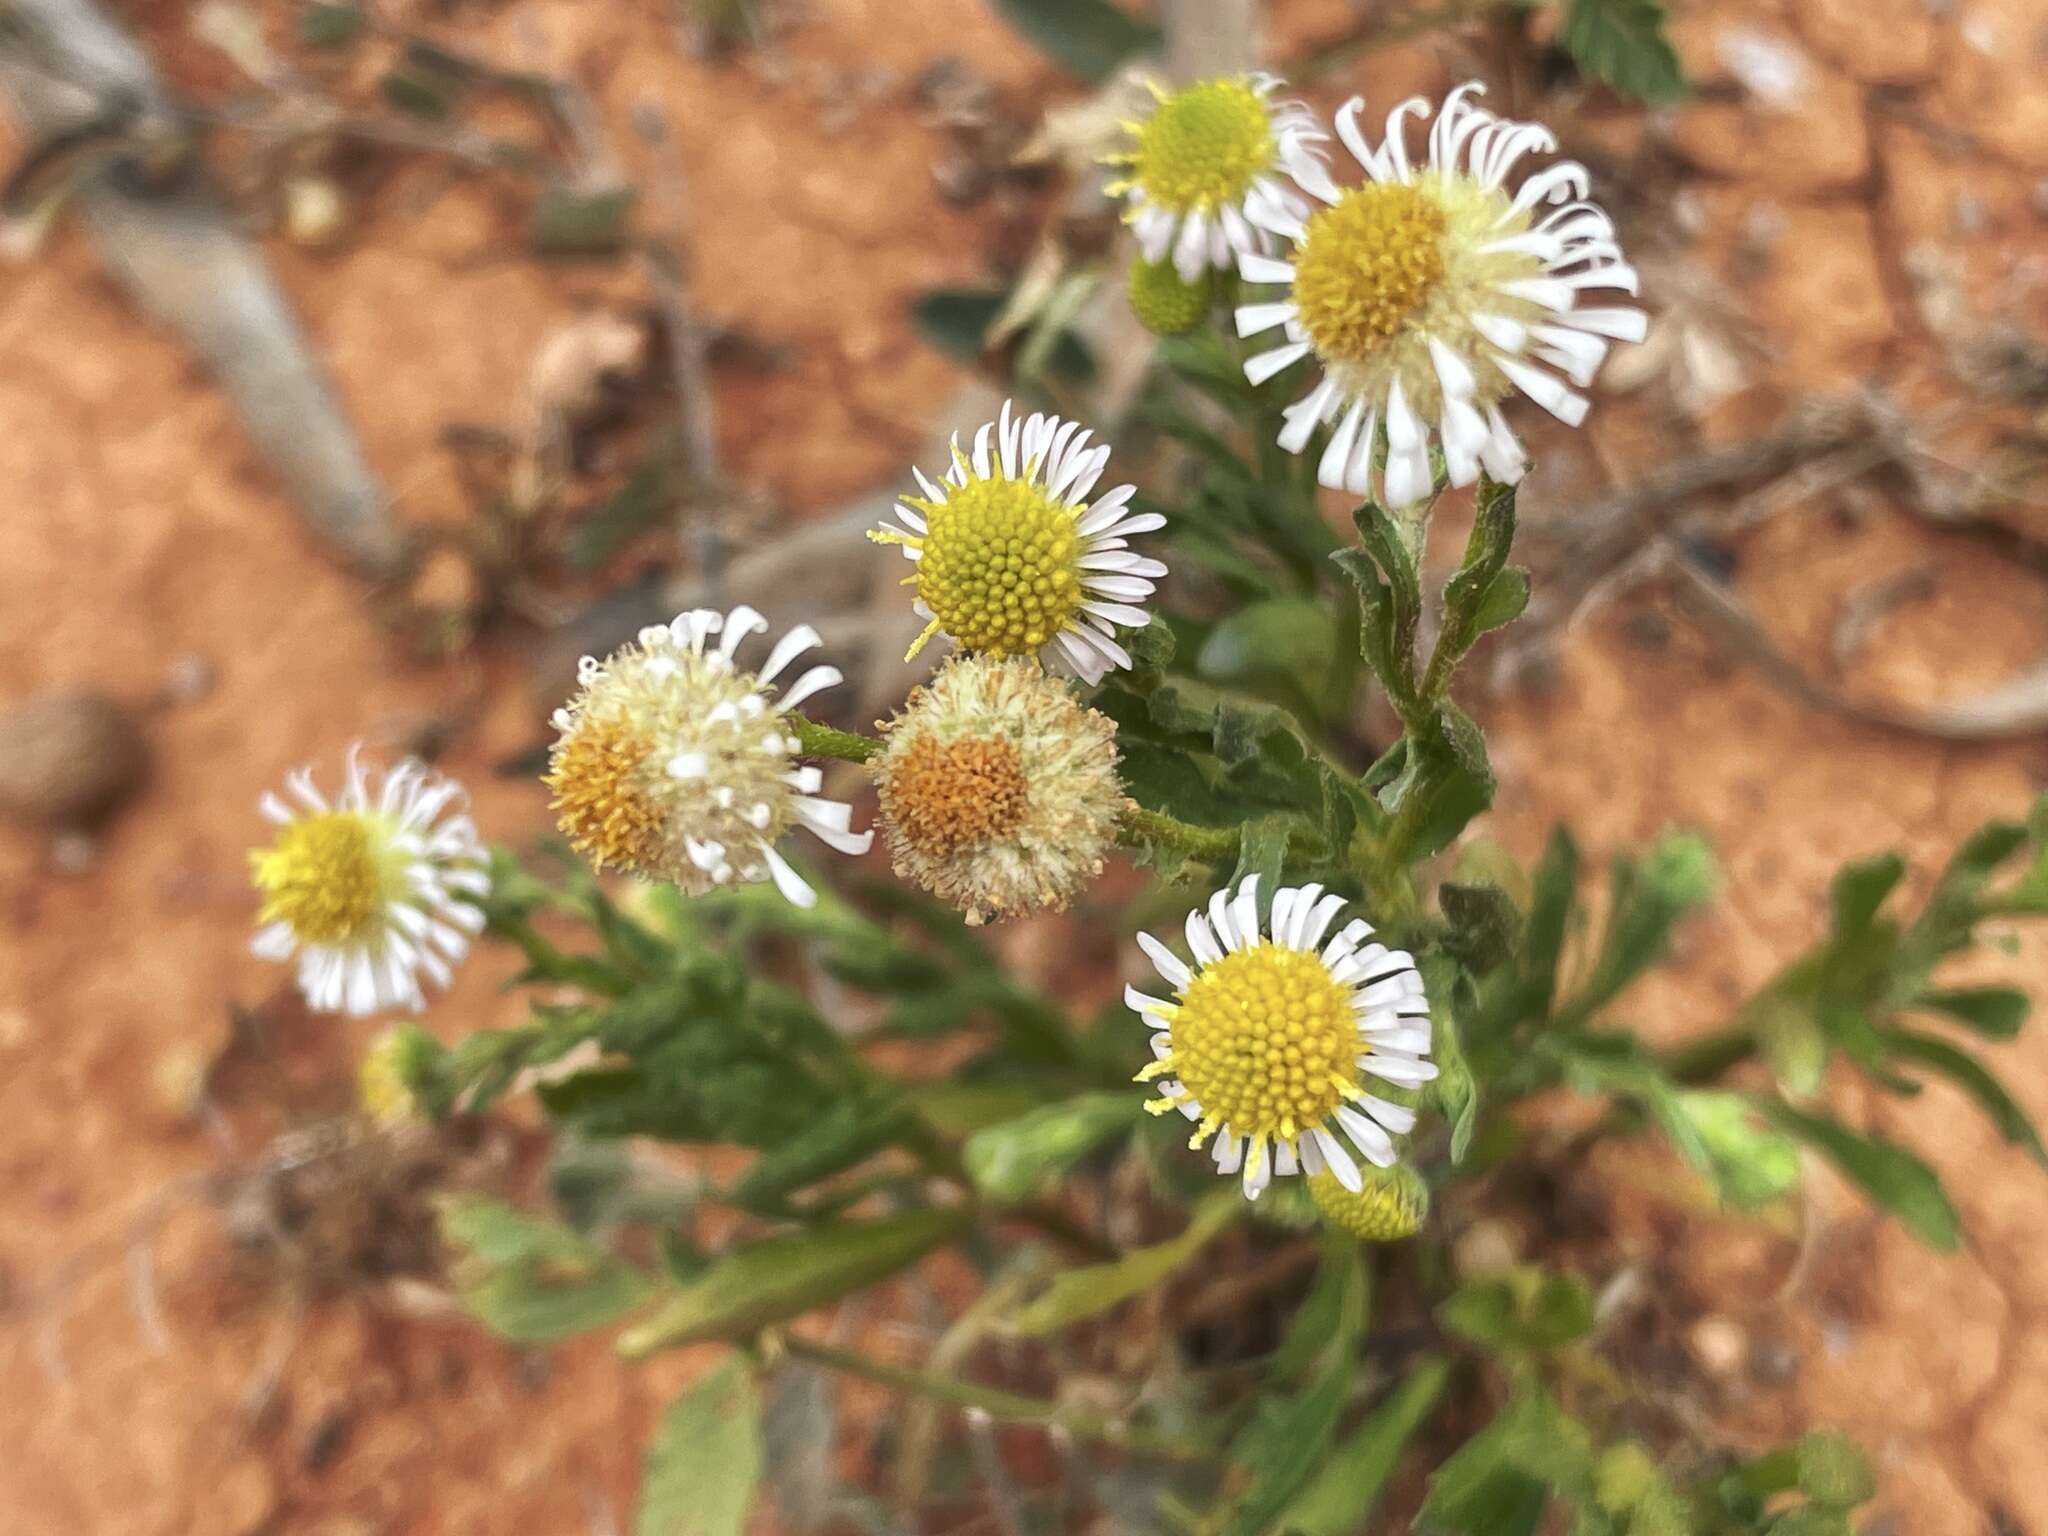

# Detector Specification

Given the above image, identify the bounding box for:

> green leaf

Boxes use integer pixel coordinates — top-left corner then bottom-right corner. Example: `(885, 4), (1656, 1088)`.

(962, 1092), (1132, 1202)
(1428, 473), (1521, 688)
(912, 287), (1003, 359)
(533, 179), (638, 256)
(1268, 1230), (1369, 1383)
(1333, 502), (1423, 713)
(440, 1196), (655, 1344)
(1918, 985), (2029, 1040)
(730, 1096), (915, 1210)
(1440, 881), (1522, 974)
(299, 1), (366, 46)
(1880, 1027), (2046, 1164)
(1380, 701), (1496, 862)
(1795, 1431), (1876, 1509)
(1416, 1396), (1553, 1535)
(1277, 1356), (1452, 1535)
(992, 0), (1160, 82)
(1755, 995), (1830, 1099)
(1500, 826), (1580, 1035)
(1229, 815), (1294, 913)
(1439, 1265), (1596, 1353)
(1562, 832), (1715, 1024)
(1559, 0), (1687, 106)
(1426, 956), (1479, 1162)
(638, 1360), (762, 1536)
(1830, 852), (1905, 938)
(619, 1207), (971, 1355)
(1010, 1191), (1238, 1336)
(1763, 1103), (1960, 1249)
(1675, 1091), (1803, 1208)
(1469, 567), (1531, 636)
(568, 438), (684, 568)
(1221, 1359), (1351, 1536)
(378, 42), (472, 119)
(1196, 597), (1338, 699)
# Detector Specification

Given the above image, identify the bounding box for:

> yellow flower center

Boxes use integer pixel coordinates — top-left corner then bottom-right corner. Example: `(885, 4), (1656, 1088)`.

(881, 731), (1030, 860)
(545, 714), (668, 875)
(1290, 182), (1446, 364)
(251, 811), (393, 946)
(911, 475), (1084, 657)
(1134, 78), (1274, 213)
(1171, 944), (1357, 1144)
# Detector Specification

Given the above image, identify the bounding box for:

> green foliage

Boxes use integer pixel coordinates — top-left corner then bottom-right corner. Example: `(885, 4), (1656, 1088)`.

(1675, 1092), (1802, 1208)
(963, 1092), (1132, 1201)
(620, 1207), (972, 1355)
(415, 151), (2048, 1534)
(992, 0), (1160, 81)
(440, 1196), (655, 1343)
(1558, 0), (1688, 106)
(298, 2), (366, 47)
(1440, 1265), (1597, 1354)
(1762, 1103), (1960, 1250)
(1277, 1356), (1452, 1535)
(638, 1361), (762, 1536)
(1009, 1191), (1238, 1335)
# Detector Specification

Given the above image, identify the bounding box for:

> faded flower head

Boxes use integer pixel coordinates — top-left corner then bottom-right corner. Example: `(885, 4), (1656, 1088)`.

(250, 748), (489, 1016)
(1308, 1162), (1429, 1240)
(870, 401), (1166, 687)
(1132, 878), (1436, 1199)
(1236, 82), (1646, 505)
(873, 652), (1126, 924)
(1105, 72), (1326, 281)
(544, 605), (871, 909)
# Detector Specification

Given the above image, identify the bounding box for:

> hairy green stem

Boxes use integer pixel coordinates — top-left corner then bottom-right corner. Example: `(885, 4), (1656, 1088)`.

(780, 1336), (1215, 1461)
(790, 715), (880, 764)
(1116, 805), (1240, 863)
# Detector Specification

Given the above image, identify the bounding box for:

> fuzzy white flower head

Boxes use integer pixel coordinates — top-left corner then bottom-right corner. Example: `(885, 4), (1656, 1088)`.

(544, 605), (872, 909)
(250, 748), (489, 1017)
(1131, 877), (1436, 1200)
(1104, 72), (1327, 281)
(1235, 82), (1647, 506)
(870, 400), (1166, 688)
(873, 653), (1127, 924)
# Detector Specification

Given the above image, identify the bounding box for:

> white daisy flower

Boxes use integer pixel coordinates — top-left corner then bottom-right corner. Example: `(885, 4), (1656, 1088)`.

(1131, 877), (1436, 1199)
(544, 605), (872, 908)
(1236, 81), (1647, 506)
(870, 400), (1166, 688)
(250, 749), (489, 1017)
(1105, 72), (1327, 281)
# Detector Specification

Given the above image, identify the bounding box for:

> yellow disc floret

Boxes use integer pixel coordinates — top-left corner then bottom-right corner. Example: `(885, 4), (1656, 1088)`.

(903, 475), (1084, 658)
(1168, 944), (1358, 1146)
(1290, 182), (1446, 364)
(1131, 78), (1275, 214)
(1308, 1165), (1429, 1241)
(251, 811), (395, 947)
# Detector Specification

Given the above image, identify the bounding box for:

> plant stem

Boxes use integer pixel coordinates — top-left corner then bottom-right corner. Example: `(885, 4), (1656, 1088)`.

(790, 715), (879, 764)
(780, 1336), (1216, 1461)
(1116, 805), (1240, 863)
(1666, 1025), (1758, 1085)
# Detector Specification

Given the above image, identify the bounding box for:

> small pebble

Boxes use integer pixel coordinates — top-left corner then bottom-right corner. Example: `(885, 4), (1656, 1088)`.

(1689, 1314), (1747, 1377)
(0, 691), (147, 827)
